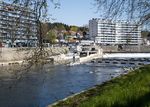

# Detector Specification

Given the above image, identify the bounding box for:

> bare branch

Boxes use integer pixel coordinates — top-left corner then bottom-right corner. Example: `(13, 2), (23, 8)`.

(94, 0), (150, 27)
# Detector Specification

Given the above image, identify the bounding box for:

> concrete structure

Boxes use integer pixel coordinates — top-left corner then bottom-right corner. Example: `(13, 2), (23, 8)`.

(0, 1), (37, 47)
(89, 18), (142, 45)
(0, 47), (69, 63)
(67, 45), (103, 66)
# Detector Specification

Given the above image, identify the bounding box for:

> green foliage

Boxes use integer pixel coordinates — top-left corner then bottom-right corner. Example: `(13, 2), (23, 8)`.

(53, 65), (150, 107)
(142, 31), (150, 38)
(48, 23), (69, 31)
(42, 22), (88, 37)
(46, 30), (57, 44)
(70, 26), (78, 32)
(57, 24), (65, 31)
(79, 27), (89, 32)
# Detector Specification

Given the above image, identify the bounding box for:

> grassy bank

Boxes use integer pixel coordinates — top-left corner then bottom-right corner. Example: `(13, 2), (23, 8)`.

(51, 65), (150, 107)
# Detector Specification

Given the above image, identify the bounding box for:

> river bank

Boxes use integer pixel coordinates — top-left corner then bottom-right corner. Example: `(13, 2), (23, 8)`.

(0, 47), (103, 67)
(49, 64), (150, 107)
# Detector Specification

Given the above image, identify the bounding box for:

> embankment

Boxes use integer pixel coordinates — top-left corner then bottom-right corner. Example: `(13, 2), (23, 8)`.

(49, 65), (150, 107)
(0, 47), (69, 65)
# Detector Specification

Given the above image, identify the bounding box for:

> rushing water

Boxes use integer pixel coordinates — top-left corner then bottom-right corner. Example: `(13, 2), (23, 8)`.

(0, 58), (148, 107)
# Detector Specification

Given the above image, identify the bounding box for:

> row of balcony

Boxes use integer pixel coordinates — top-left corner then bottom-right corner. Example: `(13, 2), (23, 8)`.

(0, 26), (37, 31)
(0, 11), (36, 19)
(0, 14), (37, 22)
(0, 22), (37, 28)
(0, 30), (37, 35)
(97, 31), (140, 34)
(0, 2), (36, 14)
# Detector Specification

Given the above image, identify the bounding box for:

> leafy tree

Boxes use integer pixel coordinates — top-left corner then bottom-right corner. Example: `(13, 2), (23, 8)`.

(70, 26), (78, 32)
(79, 27), (88, 32)
(56, 24), (65, 32)
(46, 30), (57, 44)
(41, 23), (50, 37)
(142, 31), (150, 38)
(64, 24), (70, 31)
(48, 22), (70, 31)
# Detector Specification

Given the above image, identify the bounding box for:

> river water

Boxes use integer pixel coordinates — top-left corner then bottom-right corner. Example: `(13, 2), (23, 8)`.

(0, 59), (148, 107)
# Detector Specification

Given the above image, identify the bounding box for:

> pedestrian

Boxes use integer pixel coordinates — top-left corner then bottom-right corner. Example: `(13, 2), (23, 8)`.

(73, 53), (75, 63)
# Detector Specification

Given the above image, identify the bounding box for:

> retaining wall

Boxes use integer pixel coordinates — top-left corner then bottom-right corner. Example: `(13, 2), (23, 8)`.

(0, 47), (69, 63)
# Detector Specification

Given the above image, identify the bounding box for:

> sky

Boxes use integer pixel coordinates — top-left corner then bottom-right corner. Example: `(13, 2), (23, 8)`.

(48, 0), (100, 26)
(4, 0), (99, 26)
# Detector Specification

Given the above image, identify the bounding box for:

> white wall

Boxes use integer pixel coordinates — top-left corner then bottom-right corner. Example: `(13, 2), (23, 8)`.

(89, 19), (142, 45)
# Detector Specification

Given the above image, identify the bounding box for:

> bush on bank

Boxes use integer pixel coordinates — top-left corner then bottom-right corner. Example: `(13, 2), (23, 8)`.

(51, 65), (150, 107)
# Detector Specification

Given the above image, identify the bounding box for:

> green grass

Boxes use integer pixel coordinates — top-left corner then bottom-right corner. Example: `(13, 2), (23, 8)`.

(52, 65), (150, 107)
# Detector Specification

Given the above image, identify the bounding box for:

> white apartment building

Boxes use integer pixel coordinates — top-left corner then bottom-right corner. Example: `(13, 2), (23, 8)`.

(89, 18), (142, 45)
(0, 1), (37, 47)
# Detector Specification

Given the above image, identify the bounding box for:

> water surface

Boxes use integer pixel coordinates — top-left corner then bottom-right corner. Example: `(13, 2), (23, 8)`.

(0, 61), (140, 107)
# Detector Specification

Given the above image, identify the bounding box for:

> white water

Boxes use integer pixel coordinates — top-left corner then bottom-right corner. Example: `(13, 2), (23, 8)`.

(103, 53), (150, 58)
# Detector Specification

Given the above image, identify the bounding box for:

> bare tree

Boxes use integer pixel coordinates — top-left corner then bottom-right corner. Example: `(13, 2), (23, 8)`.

(8, 0), (61, 65)
(0, 0), (61, 80)
(94, 0), (150, 26)
(0, 1), (60, 87)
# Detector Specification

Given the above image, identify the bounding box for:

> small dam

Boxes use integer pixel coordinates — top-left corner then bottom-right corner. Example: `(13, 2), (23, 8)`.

(103, 53), (150, 58)
(86, 57), (150, 67)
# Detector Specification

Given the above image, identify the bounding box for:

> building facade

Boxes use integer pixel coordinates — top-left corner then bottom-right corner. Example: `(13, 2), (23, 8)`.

(0, 1), (37, 47)
(89, 18), (142, 45)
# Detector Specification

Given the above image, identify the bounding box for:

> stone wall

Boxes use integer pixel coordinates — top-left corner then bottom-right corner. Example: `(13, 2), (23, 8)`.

(0, 47), (69, 62)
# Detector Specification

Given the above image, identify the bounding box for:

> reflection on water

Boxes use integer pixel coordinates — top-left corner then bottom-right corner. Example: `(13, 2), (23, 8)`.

(0, 60), (145, 107)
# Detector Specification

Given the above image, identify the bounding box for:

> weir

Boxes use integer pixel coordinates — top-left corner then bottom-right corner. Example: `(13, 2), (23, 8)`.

(103, 53), (150, 58)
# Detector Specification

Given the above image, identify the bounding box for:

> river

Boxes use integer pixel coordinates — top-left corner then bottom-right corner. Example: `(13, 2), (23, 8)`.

(0, 58), (147, 107)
